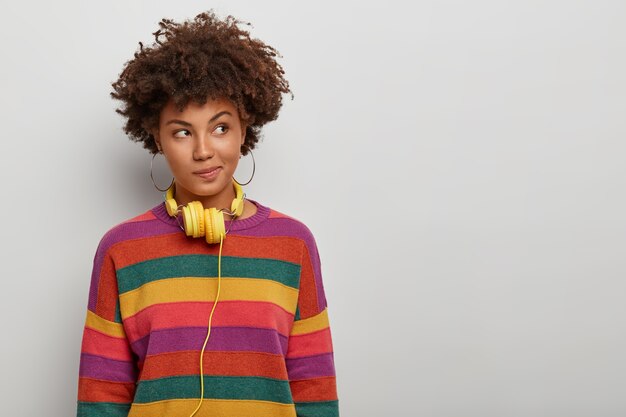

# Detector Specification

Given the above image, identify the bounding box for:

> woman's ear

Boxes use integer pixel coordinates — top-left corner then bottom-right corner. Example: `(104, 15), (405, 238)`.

(151, 128), (162, 152)
(240, 122), (247, 145)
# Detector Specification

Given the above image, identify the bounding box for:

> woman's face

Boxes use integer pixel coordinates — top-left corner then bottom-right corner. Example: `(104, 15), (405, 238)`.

(153, 96), (247, 209)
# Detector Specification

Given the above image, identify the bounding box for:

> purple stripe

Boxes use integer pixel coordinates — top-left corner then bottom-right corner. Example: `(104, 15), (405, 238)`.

(88, 217), (179, 311)
(79, 353), (137, 382)
(286, 352), (336, 380)
(131, 326), (288, 362)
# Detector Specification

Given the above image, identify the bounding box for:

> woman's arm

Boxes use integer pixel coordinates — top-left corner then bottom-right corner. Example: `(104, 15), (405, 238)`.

(76, 237), (138, 417)
(286, 228), (340, 417)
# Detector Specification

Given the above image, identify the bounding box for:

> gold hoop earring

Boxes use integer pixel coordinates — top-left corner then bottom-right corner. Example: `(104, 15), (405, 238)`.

(233, 145), (255, 186)
(150, 152), (174, 192)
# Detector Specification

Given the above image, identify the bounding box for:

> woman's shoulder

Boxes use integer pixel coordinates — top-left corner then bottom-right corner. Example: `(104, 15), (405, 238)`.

(266, 205), (308, 228)
(92, 202), (169, 255)
(260, 200), (320, 249)
(94, 200), (321, 256)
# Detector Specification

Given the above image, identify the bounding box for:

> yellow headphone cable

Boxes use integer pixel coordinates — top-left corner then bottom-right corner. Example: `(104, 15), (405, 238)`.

(188, 231), (224, 417)
(162, 179), (245, 416)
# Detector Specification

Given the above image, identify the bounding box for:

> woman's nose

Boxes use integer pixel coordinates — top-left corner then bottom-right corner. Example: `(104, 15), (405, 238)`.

(193, 135), (214, 160)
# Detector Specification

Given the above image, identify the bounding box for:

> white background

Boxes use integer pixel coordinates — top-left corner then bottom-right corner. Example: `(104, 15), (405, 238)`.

(1, 1), (625, 416)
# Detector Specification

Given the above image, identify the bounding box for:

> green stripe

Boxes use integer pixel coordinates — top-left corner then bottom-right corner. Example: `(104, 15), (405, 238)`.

(117, 254), (301, 294)
(77, 401), (131, 417)
(114, 299), (122, 324)
(295, 400), (340, 417)
(133, 375), (293, 404)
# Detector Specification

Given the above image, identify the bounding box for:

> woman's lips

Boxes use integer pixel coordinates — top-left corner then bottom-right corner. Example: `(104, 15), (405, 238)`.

(194, 167), (221, 180)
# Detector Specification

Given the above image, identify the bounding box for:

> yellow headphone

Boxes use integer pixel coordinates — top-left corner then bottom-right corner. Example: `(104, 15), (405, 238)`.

(162, 177), (245, 417)
(164, 178), (246, 244)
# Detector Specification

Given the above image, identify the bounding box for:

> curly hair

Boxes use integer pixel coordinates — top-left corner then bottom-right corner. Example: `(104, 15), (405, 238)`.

(110, 10), (293, 156)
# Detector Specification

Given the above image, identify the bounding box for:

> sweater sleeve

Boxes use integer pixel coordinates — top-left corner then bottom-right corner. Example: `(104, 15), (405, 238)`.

(76, 236), (138, 417)
(286, 228), (340, 417)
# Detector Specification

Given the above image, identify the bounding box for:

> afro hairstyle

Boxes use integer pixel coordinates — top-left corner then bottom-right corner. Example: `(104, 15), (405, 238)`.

(110, 10), (293, 156)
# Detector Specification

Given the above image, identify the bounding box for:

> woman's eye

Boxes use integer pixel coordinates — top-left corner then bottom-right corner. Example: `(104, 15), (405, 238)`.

(172, 125), (228, 138)
(173, 129), (190, 138)
(215, 124), (229, 134)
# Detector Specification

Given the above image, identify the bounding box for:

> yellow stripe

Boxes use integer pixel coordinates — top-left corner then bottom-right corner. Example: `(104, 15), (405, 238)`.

(127, 398), (297, 417)
(291, 308), (330, 335)
(119, 277), (298, 318)
(84, 310), (126, 338)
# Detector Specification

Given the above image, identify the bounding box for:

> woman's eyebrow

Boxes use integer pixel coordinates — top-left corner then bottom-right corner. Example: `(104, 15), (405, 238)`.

(165, 110), (232, 127)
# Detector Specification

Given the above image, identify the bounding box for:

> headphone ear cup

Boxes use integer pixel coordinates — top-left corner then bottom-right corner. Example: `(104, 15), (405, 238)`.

(165, 182), (177, 216)
(181, 204), (192, 237)
(190, 201), (204, 238)
(182, 201), (205, 238)
(231, 197), (244, 217)
(192, 202), (205, 237)
(165, 198), (178, 217)
(231, 180), (245, 216)
(204, 207), (226, 244)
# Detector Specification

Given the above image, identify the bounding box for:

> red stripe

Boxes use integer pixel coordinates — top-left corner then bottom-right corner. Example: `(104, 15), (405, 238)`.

(286, 328), (333, 358)
(290, 376), (338, 402)
(77, 377), (136, 402)
(140, 350), (289, 380)
(81, 327), (133, 361)
(297, 243), (320, 319)
(123, 300), (294, 343)
(93, 252), (118, 321)
(110, 233), (303, 269)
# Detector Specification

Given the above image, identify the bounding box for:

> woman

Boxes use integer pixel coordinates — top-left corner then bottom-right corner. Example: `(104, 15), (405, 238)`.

(76, 10), (339, 417)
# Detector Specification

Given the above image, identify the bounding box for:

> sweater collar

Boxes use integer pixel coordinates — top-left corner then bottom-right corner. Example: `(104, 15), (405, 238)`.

(151, 197), (270, 231)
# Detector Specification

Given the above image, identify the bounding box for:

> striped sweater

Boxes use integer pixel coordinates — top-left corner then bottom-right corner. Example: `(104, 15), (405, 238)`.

(76, 198), (339, 417)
